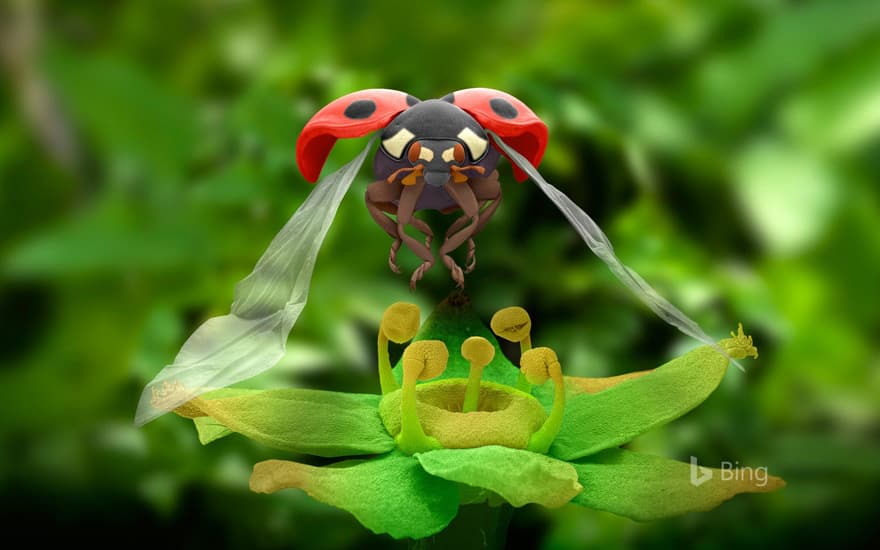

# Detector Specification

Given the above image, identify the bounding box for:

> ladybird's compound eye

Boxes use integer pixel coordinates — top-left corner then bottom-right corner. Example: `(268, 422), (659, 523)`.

(382, 128), (415, 159)
(407, 141), (422, 163)
(457, 127), (488, 160)
(441, 142), (466, 164)
(453, 142), (465, 163)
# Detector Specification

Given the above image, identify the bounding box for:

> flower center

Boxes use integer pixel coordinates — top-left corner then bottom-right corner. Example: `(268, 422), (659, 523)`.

(378, 380), (546, 450)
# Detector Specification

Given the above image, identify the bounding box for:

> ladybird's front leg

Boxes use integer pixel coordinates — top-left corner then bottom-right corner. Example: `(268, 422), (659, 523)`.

(440, 182), (480, 287)
(395, 179), (434, 289)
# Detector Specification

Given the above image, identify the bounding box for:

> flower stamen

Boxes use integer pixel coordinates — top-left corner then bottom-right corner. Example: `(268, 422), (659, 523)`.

(377, 302), (421, 395)
(521, 347), (566, 453)
(460, 336), (495, 413)
(490, 306), (534, 392)
(397, 340), (448, 454)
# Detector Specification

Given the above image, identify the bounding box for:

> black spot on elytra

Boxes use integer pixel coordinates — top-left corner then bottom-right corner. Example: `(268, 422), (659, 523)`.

(440, 93), (455, 103)
(406, 94), (420, 106)
(344, 99), (377, 119)
(489, 97), (518, 119)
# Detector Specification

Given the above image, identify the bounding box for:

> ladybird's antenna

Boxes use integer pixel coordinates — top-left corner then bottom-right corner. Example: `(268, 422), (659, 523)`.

(489, 131), (744, 372)
(135, 136), (378, 426)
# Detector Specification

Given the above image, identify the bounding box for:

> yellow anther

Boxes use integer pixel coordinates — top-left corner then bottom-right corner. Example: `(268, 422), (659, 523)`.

(461, 336), (495, 369)
(377, 302), (421, 395)
(490, 306), (532, 343)
(520, 347), (561, 386)
(721, 323), (759, 360)
(402, 340), (449, 381)
(381, 302), (421, 343)
(491, 306), (534, 392)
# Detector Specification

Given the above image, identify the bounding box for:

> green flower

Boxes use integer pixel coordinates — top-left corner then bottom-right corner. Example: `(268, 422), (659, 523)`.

(165, 298), (783, 540)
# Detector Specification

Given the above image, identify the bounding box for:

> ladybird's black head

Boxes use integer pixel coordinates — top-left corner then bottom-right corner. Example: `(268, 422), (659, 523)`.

(378, 99), (491, 186)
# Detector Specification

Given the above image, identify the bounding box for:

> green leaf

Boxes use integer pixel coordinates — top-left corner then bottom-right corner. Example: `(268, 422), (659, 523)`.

(44, 49), (197, 177)
(570, 448), (785, 521)
(416, 445), (582, 508)
(250, 453), (459, 539)
(187, 388), (395, 457)
(551, 346), (728, 460)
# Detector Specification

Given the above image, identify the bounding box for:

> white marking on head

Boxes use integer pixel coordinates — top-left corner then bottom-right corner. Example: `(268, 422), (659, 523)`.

(457, 127), (488, 159)
(382, 128), (415, 159)
(419, 146), (434, 162)
(441, 147), (455, 163)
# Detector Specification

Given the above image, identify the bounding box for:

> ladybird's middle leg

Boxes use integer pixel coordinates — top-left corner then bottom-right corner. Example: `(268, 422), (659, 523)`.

(462, 172), (502, 273)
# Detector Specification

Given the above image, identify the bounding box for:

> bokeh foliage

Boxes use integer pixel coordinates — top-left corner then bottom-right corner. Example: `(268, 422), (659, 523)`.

(1, 0), (878, 547)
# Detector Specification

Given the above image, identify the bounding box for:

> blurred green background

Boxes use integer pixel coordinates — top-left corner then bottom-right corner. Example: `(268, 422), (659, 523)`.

(1, 0), (878, 547)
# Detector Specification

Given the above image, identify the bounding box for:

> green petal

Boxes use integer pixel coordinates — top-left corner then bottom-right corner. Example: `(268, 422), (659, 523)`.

(551, 346), (728, 460)
(393, 297), (521, 387)
(184, 388), (395, 457)
(250, 453), (459, 539)
(186, 388), (261, 444)
(416, 446), (583, 508)
(193, 416), (232, 445)
(570, 448), (785, 520)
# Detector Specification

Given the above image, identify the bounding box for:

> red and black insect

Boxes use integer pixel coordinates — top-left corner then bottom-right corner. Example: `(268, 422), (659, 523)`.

(297, 88), (548, 288)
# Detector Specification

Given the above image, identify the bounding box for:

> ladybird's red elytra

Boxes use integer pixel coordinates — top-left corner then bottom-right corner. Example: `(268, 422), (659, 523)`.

(296, 89), (416, 182)
(296, 87), (548, 184)
(449, 88), (548, 182)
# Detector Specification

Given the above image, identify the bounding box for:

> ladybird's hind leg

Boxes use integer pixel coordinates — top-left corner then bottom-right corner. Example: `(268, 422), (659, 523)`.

(366, 180), (404, 273)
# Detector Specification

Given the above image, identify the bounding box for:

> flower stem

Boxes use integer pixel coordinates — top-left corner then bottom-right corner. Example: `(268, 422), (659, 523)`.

(409, 503), (513, 550)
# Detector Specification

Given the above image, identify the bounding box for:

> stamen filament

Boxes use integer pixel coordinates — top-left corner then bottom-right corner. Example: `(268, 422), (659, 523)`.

(396, 340), (448, 454)
(461, 336), (495, 413)
(521, 347), (566, 453)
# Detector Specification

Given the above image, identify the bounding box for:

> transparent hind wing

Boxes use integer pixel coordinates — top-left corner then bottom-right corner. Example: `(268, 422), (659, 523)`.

(489, 131), (742, 370)
(135, 138), (376, 426)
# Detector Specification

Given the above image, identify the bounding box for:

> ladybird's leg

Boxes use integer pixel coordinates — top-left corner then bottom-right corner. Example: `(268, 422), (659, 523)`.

(409, 218), (434, 250)
(462, 171), (502, 273)
(396, 180), (434, 289)
(440, 183), (480, 287)
(365, 180), (404, 273)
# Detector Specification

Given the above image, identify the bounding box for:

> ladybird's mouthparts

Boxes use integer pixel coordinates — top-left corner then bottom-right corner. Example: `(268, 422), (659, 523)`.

(450, 164), (485, 183)
(386, 164), (424, 186)
(386, 163), (486, 186)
